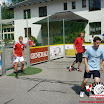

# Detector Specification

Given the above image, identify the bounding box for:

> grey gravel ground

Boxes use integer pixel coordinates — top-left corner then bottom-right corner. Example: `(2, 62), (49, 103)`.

(0, 57), (104, 104)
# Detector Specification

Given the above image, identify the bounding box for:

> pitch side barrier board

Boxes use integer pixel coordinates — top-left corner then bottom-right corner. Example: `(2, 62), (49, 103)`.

(30, 46), (48, 64)
(30, 44), (65, 64)
(50, 44), (64, 60)
(30, 44), (104, 64)
(65, 44), (104, 56)
(0, 51), (2, 74)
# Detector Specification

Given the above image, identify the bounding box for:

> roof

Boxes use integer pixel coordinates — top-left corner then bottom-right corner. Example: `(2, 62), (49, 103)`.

(8, 0), (53, 9)
(1, 19), (14, 25)
(33, 11), (88, 24)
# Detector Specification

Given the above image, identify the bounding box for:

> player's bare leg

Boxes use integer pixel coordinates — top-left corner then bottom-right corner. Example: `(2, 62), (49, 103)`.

(77, 62), (82, 72)
(21, 61), (25, 74)
(69, 63), (74, 71)
(78, 62), (81, 69)
(71, 63), (74, 67)
(14, 62), (18, 72)
(81, 78), (88, 90)
(94, 77), (100, 83)
(69, 60), (77, 71)
(90, 77), (100, 87)
(21, 61), (24, 71)
(80, 78), (88, 97)
(14, 62), (18, 78)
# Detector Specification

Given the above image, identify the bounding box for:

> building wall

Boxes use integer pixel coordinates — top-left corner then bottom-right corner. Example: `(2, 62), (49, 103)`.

(74, 0), (104, 41)
(14, 0), (104, 43)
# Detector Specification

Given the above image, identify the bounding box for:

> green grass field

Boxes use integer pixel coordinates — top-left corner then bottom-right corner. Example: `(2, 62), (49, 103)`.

(8, 67), (42, 76)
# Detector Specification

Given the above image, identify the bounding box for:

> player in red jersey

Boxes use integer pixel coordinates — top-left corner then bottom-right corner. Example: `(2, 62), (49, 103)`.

(13, 36), (26, 78)
(69, 32), (84, 72)
(28, 36), (35, 47)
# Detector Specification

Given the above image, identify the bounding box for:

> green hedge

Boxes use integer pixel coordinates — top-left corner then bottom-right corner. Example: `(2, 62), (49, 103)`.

(41, 21), (86, 45)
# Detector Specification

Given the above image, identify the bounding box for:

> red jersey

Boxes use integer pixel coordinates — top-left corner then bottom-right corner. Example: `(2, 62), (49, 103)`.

(13, 42), (25, 57)
(28, 40), (35, 47)
(74, 37), (83, 53)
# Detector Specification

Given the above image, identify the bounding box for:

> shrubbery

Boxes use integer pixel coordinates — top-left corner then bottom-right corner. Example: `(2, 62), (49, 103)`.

(41, 21), (86, 45)
(4, 39), (15, 46)
(32, 36), (41, 46)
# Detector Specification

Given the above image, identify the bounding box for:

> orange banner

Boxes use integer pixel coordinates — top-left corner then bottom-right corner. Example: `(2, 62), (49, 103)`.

(30, 47), (48, 64)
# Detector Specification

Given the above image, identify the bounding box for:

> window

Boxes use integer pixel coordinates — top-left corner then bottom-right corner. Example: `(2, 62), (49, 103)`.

(64, 3), (67, 10)
(89, 0), (101, 11)
(11, 28), (14, 32)
(82, 0), (86, 8)
(89, 22), (101, 35)
(24, 28), (31, 37)
(5, 34), (7, 39)
(24, 9), (31, 19)
(4, 28), (6, 32)
(72, 1), (76, 9)
(8, 34), (11, 40)
(11, 34), (14, 40)
(2, 34), (3, 39)
(39, 6), (47, 17)
(7, 28), (10, 32)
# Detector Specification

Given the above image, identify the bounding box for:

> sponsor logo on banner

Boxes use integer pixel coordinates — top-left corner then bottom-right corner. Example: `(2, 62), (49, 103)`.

(65, 45), (74, 49)
(0, 55), (2, 75)
(53, 47), (61, 56)
(0, 56), (1, 70)
(65, 44), (104, 50)
(50, 45), (64, 60)
(86, 82), (104, 99)
(30, 51), (48, 59)
(30, 47), (48, 64)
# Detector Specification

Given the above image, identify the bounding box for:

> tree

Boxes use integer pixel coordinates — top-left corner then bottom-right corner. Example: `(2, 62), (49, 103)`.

(11, 0), (25, 4)
(1, 2), (14, 19)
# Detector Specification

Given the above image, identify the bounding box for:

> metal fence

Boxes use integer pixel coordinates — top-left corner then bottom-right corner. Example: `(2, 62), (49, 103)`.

(1, 45), (29, 75)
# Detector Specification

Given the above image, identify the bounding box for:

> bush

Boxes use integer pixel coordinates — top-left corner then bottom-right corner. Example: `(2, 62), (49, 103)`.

(32, 36), (41, 46)
(53, 36), (63, 44)
(41, 21), (86, 45)
(4, 39), (15, 46)
(65, 21), (86, 44)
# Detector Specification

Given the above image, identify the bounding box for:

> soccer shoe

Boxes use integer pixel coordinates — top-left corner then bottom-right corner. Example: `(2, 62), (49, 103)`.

(69, 66), (73, 71)
(80, 91), (84, 98)
(21, 71), (25, 74)
(77, 69), (82, 72)
(15, 75), (18, 78)
(14, 73), (18, 78)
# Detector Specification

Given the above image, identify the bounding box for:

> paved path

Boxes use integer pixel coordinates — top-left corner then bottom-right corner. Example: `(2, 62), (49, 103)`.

(0, 57), (104, 104)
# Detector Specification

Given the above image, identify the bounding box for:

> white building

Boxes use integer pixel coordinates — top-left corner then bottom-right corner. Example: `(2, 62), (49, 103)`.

(9, 0), (104, 43)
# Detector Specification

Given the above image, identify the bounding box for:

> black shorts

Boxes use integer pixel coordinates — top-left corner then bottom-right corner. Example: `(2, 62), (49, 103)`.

(76, 53), (83, 62)
(84, 70), (100, 79)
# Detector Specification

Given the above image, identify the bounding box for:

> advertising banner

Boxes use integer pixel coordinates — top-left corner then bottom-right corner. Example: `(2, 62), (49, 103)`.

(65, 44), (104, 50)
(30, 46), (48, 64)
(65, 44), (75, 56)
(0, 55), (1, 70)
(65, 44), (104, 56)
(50, 45), (64, 60)
(65, 44), (74, 49)
(0, 52), (2, 75)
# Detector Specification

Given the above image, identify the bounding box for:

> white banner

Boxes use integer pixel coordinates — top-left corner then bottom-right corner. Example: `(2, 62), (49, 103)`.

(0, 54), (2, 75)
(0, 55), (1, 70)
(65, 44), (104, 50)
(65, 44), (74, 49)
(50, 45), (64, 60)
